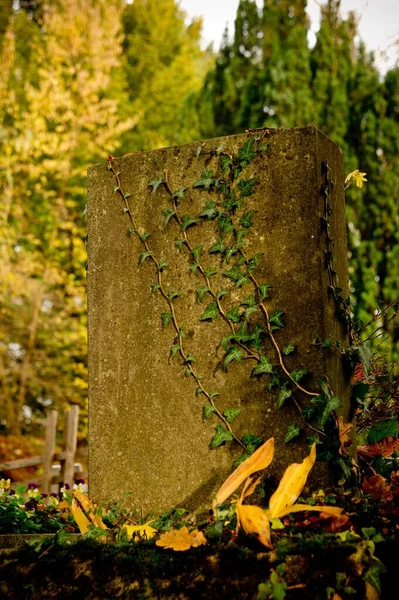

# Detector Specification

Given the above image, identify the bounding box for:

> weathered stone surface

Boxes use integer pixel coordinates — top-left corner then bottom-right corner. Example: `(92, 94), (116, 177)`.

(87, 127), (351, 513)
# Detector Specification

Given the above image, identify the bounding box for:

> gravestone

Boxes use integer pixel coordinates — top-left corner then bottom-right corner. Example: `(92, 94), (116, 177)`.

(87, 127), (351, 513)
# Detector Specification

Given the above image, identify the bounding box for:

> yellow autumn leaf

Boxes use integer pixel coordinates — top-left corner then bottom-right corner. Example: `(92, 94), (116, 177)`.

(275, 504), (343, 518)
(214, 437), (274, 508)
(123, 522), (157, 541)
(236, 504), (272, 549)
(156, 527), (207, 551)
(73, 490), (108, 530)
(268, 443), (316, 519)
(71, 498), (91, 535)
(243, 474), (263, 499)
(365, 581), (379, 600)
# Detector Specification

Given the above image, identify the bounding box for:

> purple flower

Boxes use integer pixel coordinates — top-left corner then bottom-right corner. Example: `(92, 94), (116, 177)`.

(50, 492), (58, 498)
(9, 489), (15, 496)
(24, 500), (37, 511)
(27, 483), (39, 491)
(75, 479), (85, 485)
(41, 493), (48, 498)
(62, 483), (70, 490)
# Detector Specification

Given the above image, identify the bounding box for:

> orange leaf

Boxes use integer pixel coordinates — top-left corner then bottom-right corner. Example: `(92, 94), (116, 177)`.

(268, 444), (316, 519)
(236, 504), (272, 549)
(214, 438), (274, 508)
(365, 582), (379, 600)
(71, 498), (91, 535)
(156, 527), (207, 552)
(338, 416), (353, 453)
(362, 474), (392, 500)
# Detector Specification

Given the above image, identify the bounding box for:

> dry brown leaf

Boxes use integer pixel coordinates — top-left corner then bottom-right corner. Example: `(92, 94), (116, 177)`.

(236, 504), (272, 549)
(214, 437), (274, 508)
(156, 527), (207, 551)
(268, 444), (316, 519)
(363, 437), (399, 458)
(362, 474), (392, 500)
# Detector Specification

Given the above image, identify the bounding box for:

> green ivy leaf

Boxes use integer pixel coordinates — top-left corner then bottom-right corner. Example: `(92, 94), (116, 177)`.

(290, 369), (308, 383)
(258, 284), (272, 301)
(191, 245), (203, 262)
(223, 346), (243, 371)
(225, 247), (238, 264)
(239, 210), (255, 228)
(235, 229), (247, 248)
(189, 263), (200, 275)
(251, 355), (273, 376)
(223, 408), (241, 423)
(284, 424), (301, 443)
(216, 144), (224, 155)
(302, 406), (316, 422)
(175, 238), (185, 252)
(226, 306), (241, 323)
(169, 344), (181, 360)
(173, 186), (189, 201)
(283, 341), (295, 355)
(167, 290), (180, 301)
(205, 267), (217, 278)
(124, 192), (131, 199)
(277, 384), (292, 409)
(259, 143), (268, 153)
(367, 419), (399, 444)
(203, 403), (215, 420)
(195, 146), (202, 157)
(162, 208), (176, 232)
(200, 302), (219, 321)
(269, 310), (284, 329)
(210, 425), (233, 448)
(200, 200), (218, 220)
(139, 251), (151, 264)
(197, 286), (210, 303)
(244, 305), (258, 320)
(161, 312), (173, 328)
(209, 239), (225, 254)
(151, 283), (160, 293)
(238, 177), (257, 197)
(216, 289), (229, 300)
(158, 260), (168, 272)
(128, 227), (136, 235)
(238, 138), (256, 163)
(184, 353), (196, 364)
(149, 178), (164, 193)
(140, 232), (150, 241)
(193, 169), (215, 190)
(311, 394), (342, 429)
(218, 215), (234, 234)
(364, 564), (387, 595)
(233, 166), (242, 180)
(181, 214), (201, 231)
(113, 185), (120, 193)
(220, 155), (233, 171)
(246, 253), (262, 273)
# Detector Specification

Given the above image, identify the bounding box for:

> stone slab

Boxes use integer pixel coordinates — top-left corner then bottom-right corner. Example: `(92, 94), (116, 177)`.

(87, 127), (351, 513)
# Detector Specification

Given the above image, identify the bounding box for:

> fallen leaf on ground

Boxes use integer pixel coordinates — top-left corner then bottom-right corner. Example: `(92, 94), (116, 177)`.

(156, 527), (207, 551)
(214, 437), (274, 508)
(123, 522), (157, 541)
(362, 474), (392, 500)
(73, 490), (108, 529)
(338, 416), (353, 453)
(71, 498), (91, 535)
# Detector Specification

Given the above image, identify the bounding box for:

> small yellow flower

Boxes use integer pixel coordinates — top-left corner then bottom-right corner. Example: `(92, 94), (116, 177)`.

(345, 170), (367, 189)
(0, 479), (11, 490)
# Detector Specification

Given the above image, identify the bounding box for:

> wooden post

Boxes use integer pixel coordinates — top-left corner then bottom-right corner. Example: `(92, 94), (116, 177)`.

(62, 405), (79, 488)
(41, 410), (58, 494)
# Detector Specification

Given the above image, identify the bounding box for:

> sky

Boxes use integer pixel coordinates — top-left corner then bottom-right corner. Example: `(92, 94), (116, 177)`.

(179, 0), (398, 73)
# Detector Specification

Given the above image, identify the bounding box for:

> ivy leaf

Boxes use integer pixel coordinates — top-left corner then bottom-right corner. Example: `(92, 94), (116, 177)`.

(260, 143), (268, 153)
(239, 210), (255, 228)
(113, 185), (120, 193)
(162, 208), (176, 232)
(238, 177), (257, 197)
(251, 355), (273, 376)
(209, 239), (225, 254)
(302, 406), (316, 422)
(223, 408), (241, 423)
(216, 144), (224, 155)
(191, 245), (203, 262)
(189, 263), (200, 275)
(235, 274), (250, 288)
(235, 229), (247, 248)
(225, 247), (238, 264)
(226, 306), (241, 323)
(175, 238), (185, 252)
(169, 344), (181, 361)
(200, 302), (219, 321)
(128, 227), (136, 235)
(277, 384), (292, 409)
(367, 419), (399, 444)
(181, 214), (200, 231)
(283, 341), (295, 355)
(149, 178), (164, 193)
(233, 166), (242, 180)
(223, 346), (243, 371)
(210, 425), (233, 448)
(158, 261), (168, 272)
(140, 232), (150, 241)
(311, 395), (342, 429)
(258, 284), (272, 301)
(184, 353), (196, 364)
(358, 342), (372, 378)
(197, 286), (210, 303)
(173, 186), (189, 201)
(221, 334), (234, 351)
(220, 155), (233, 172)
(205, 267), (217, 278)
(193, 169), (215, 190)
(290, 369), (308, 383)
(124, 192), (131, 200)
(139, 251), (151, 265)
(246, 253), (262, 273)
(200, 200), (218, 220)
(203, 404), (215, 420)
(151, 283), (160, 293)
(269, 310), (284, 329)
(238, 138), (256, 163)
(244, 305), (258, 320)
(161, 312), (173, 328)
(195, 146), (202, 157)
(284, 424), (301, 444)
(216, 288), (228, 300)
(167, 290), (180, 302)
(218, 215), (234, 234)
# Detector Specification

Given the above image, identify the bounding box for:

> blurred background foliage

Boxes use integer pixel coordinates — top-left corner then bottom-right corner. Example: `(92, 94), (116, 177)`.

(0, 0), (397, 437)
